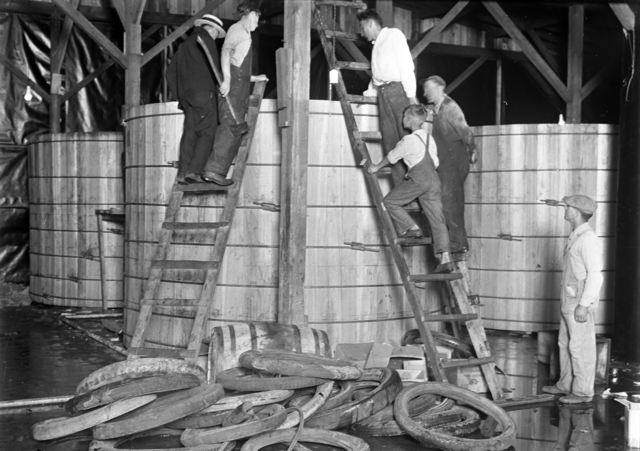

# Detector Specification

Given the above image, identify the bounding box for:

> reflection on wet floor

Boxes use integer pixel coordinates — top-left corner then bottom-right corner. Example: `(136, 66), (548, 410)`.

(0, 306), (637, 451)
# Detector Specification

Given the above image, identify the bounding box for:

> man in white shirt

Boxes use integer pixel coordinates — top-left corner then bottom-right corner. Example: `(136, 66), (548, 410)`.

(543, 195), (603, 404)
(368, 105), (452, 274)
(357, 9), (418, 188)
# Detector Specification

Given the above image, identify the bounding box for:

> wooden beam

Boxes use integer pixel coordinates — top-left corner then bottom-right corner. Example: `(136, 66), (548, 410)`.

(610, 3), (635, 31)
(124, 1), (146, 108)
(445, 57), (486, 94)
(140, 0), (226, 67)
(278, 0), (310, 326)
(483, 1), (569, 102)
(566, 5), (584, 123)
(581, 56), (618, 101)
(0, 53), (51, 103)
(129, 0), (147, 25)
(50, 0), (127, 68)
(495, 59), (502, 125)
(111, 0), (126, 26)
(526, 29), (563, 79)
(410, 1), (469, 59)
(51, 0), (79, 74)
(50, 9), (62, 132)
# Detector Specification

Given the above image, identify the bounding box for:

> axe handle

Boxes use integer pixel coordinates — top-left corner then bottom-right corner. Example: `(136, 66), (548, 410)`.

(196, 35), (241, 123)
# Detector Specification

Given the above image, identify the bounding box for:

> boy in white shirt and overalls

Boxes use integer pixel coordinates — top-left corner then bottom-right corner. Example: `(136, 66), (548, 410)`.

(368, 104), (453, 274)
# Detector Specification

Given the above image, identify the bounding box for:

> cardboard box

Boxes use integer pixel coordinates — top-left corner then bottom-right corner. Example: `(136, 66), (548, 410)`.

(445, 363), (510, 395)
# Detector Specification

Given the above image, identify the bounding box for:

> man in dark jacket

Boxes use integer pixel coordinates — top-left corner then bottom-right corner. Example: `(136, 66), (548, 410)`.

(166, 14), (225, 184)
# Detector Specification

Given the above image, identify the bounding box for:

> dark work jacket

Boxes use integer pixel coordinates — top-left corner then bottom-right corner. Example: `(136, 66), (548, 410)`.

(166, 27), (220, 102)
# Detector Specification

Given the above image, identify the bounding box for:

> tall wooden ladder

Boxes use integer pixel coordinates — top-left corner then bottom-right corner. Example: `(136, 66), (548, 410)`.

(127, 79), (268, 362)
(313, 2), (505, 401)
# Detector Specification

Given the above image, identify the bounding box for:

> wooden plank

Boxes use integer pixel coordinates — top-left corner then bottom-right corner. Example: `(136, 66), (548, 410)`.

(176, 183), (232, 192)
(353, 131), (382, 141)
(395, 237), (434, 246)
(0, 54), (51, 103)
(495, 60), (502, 125)
(445, 57), (487, 94)
(346, 94), (377, 104)
(111, 0), (126, 26)
(410, 1), (469, 59)
(140, 0), (226, 67)
(409, 273), (464, 282)
(50, 0), (79, 74)
(162, 222), (229, 230)
(483, 1), (569, 102)
(566, 5), (584, 124)
(495, 394), (555, 411)
(125, 21), (142, 108)
(147, 299), (207, 307)
(441, 356), (495, 368)
(95, 210), (108, 312)
(610, 3), (635, 31)
(278, 0), (311, 326)
(50, 0), (127, 69)
(324, 30), (361, 41)
(128, 347), (198, 359)
(525, 29), (563, 79)
(317, 0), (367, 8)
(581, 56), (618, 101)
(423, 313), (478, 322)
(335, 61), (370, 71)
(60, 59), (115, 103)
(150, 260), (220, 270)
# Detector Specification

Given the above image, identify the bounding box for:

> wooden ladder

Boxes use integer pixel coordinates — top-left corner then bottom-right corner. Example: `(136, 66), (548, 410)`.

(127, 79), (268, 362)
(313, 2), (505, 401)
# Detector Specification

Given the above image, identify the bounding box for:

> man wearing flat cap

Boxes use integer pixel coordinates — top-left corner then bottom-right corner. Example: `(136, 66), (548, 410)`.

(543, 195), (603, 404)
(166, 14), (225, 184)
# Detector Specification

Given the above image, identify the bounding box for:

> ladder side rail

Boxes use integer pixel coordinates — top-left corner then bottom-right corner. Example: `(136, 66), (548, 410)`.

(314, 7), (446, 382)
(185, 80), (268, 355)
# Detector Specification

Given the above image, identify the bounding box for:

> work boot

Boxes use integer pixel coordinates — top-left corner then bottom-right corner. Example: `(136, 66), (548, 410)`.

(400, 226), (422, 239)
(202, 171), (234, 186)
(184, 172), (204, 184)
(559, 394), (593, 404)
(542, 385), (566, 395)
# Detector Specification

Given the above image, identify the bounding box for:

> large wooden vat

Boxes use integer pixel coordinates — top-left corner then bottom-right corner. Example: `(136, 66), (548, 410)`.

(466, 124), (617, 333)
(28, 133), (124, 308)
(123, 100), (444, 350)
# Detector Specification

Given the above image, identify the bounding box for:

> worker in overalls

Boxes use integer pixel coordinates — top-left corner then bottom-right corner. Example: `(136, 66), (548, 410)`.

(202, 1), (265, 186)
(367, 105), (453, 274)
(543, 195), (603, 404)
(421, 76), (476, 257)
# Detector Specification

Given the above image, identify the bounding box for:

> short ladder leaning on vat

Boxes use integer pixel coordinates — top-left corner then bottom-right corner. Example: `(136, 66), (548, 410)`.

(314, 1), (507, 400)
(127, 79), (268, 362)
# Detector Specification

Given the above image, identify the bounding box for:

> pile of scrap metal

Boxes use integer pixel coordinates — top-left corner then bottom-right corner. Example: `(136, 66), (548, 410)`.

(31, 348), (516, 451)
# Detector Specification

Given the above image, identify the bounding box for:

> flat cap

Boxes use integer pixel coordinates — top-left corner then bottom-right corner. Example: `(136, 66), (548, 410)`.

(563, 195), (597, 213)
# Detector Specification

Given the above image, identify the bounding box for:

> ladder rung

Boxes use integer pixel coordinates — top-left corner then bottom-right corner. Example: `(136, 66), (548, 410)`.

(335, 61), (371, 71)
(395, 237), (433, 246)
(346, 95), (377, 105)
(441, 357), (495, 369)
(375, 168), (392, 175)
(128, 347), (198, 359)
(423, 313), (478, 322)
(162, 222), (229, 230)
(316, 0), (367, 7)
(176, 183), (232, 193)
(151, 260), (220, 270)
(409, 273), (464, 282)
(324, 30), (362, 41)
(353, 131), (382, 141)
(144, 299), (208, 308)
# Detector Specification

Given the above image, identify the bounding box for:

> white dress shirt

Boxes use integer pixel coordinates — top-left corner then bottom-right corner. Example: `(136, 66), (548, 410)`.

(363, 28), (416, 99)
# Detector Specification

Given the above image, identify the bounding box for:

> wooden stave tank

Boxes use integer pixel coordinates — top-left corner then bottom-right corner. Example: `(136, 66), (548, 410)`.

(465, 123), (617, 333)
(122, 100), (446, 351)
(28, 132), (125, 308)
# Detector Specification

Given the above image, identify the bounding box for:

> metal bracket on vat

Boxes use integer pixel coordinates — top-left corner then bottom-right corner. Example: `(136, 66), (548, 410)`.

(540, 198), (565, 207)
(67, 275), (79, 283)
(167, 160), (179, 168)
(344, 241), (379, 253)
(107, 228), (124, 235)
(468, 294), (482, 306)
(253, 201), (280, 212)
(497, 234), (522, 242)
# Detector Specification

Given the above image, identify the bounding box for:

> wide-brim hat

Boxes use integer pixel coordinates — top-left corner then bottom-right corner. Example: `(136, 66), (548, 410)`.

(563, 195), (597, 213)
(195, 14), (226, 38)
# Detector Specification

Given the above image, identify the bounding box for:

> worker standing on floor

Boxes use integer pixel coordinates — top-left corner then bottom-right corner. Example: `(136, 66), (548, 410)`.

(357, 8), (418, 188)
(166, 14), (225, 185)
(367, 105), (453, 274)
(202, 1), (266, 186)
(422, 76), (476, 257)
(543, 195), (603, 404)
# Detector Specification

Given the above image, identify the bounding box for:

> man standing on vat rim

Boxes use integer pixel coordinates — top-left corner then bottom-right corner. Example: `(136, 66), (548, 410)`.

(422, 76), (476, 258)
(165, 14), (225, 185)
(202, 1), (267, 186)
(543, 195), (603, 404)
(357, 8), (419, 188)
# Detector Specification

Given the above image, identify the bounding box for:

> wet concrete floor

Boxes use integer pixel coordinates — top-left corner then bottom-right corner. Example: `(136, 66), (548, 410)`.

(1, 305), (638, 451)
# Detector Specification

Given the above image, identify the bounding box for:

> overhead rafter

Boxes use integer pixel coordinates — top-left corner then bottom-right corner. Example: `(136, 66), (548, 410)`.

(446, 58), (487, 94)
(50, 0), (79, 74)
(50, 0), (127, 68)
(581, 55), (619, 101)
(610, 3), (635, 30)
(525, 29), (563, 78)
(483, 1), (570, 102)
(411, 1), (469, 59)
(110, 0), (126, 26)
(566, 5), (584, 123)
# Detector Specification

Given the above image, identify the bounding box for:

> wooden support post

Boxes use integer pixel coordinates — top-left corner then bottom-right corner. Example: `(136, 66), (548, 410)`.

(376, 0), (393, 26)
(495, 59), (502, 125)
(278, 0), (310, 326)
(566, 5), (584, 123)
(50, 9), (62, 132)
(124, 1), (146, 109)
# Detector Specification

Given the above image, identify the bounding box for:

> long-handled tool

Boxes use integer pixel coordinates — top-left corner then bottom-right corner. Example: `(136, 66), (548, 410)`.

(197, 35), (250, 137)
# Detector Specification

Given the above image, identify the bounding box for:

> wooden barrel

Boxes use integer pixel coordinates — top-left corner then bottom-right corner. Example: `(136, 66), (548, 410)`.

(466, 124), (617, 333)
(122, 100), (445, 351)
(209, 322), (331, 375)
(28, 133), (125, 308)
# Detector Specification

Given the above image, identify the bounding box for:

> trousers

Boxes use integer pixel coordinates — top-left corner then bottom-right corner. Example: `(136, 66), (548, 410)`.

(383, 157), (451, 254)
(378, 82), (410, 187)
(178, 90), (217, 176)
(557, 304), (596, 397)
